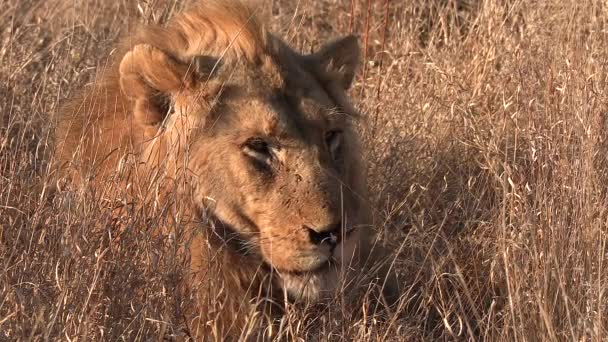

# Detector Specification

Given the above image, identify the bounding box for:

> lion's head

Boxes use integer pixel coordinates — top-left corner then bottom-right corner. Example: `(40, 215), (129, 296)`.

(55, 0), (371, 303)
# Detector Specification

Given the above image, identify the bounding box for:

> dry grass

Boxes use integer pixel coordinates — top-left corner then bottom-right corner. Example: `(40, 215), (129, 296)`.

(2, 0), (608, 340)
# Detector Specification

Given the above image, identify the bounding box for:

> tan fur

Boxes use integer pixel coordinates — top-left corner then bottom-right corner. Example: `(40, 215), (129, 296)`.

(53, 0), (386, 338)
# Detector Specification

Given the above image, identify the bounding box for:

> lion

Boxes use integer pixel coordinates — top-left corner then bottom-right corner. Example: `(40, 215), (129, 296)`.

(52, 0), (397, 338)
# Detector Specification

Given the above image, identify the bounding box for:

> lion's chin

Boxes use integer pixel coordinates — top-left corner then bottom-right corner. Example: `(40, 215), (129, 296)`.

(276, 233), (362, 302)
(279, 266), (340, 302)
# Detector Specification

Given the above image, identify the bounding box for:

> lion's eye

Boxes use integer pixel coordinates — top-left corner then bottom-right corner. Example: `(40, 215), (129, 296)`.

(325, 130), (342, 160)
(242, 137), (273, 163)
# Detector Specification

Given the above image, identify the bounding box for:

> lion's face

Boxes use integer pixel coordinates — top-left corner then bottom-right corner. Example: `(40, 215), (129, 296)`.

(192, 91), (361, 270)
(185, 58), (366, 300)
(119, 32), (366, 300)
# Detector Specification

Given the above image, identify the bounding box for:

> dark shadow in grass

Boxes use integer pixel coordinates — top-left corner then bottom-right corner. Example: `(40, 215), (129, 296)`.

(365, 130), (503, 339)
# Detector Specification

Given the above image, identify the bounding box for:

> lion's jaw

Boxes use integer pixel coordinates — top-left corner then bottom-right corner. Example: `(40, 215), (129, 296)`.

(276, 229), (362, 302)
(202, 200), (363, 302)
(204, 202), (363, 302)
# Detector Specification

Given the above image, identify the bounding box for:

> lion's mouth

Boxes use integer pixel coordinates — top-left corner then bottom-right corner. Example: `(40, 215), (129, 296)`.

(278, 259), (342, 302)
(277, 258), (336, 276)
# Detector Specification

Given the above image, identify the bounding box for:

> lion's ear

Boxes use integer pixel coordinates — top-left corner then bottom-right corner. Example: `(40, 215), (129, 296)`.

(119, 44), (220, 127)
(314, 35), (360, 90)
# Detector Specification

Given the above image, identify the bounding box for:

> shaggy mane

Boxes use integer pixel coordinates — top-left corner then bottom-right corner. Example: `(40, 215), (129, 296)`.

(53, 0), (269, 181)
(135, 0), (268, 62)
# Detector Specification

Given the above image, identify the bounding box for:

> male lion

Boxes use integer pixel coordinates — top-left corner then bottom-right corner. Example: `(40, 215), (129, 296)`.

(53, 0), (396, 338)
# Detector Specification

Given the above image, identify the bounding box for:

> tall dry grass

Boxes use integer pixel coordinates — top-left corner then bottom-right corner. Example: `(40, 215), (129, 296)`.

(1, 0), (608, 340)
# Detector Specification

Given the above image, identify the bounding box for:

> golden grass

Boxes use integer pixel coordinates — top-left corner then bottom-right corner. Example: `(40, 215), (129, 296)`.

(1, 0), (607, 340)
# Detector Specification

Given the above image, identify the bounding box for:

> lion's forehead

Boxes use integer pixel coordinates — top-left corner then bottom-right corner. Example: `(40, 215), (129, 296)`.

(220, 82), (340, 143)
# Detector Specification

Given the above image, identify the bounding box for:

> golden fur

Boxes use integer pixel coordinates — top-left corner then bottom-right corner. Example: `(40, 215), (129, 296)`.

(53, 0), (393, 337)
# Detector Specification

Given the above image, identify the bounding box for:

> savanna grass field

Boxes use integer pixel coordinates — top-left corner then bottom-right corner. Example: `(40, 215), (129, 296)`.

(2, 0), (608, 340)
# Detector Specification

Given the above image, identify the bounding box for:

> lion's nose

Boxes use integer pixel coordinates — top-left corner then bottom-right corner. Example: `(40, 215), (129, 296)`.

(306, 222), (342, 246)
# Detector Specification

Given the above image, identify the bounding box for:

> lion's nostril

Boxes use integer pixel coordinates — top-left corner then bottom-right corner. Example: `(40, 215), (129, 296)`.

(306, 222), (342, 246)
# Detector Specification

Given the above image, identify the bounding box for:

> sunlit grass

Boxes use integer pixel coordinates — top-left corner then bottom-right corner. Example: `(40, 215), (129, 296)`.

(1, 0), (607, 339)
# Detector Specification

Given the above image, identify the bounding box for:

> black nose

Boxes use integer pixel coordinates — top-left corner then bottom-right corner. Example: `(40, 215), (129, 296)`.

(307, 222), (342, 246)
